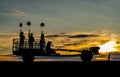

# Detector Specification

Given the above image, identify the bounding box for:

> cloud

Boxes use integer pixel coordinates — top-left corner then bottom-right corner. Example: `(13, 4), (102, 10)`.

(0, 9), (27, 16)
(46, 33), (99, 38)
(44, 30), (120, 53)
(0, 33), (18, 55)
(68, 34), (99, 38)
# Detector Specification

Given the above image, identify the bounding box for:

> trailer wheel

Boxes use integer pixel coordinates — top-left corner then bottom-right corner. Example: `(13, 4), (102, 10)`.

(81, 50), (93, 62)
(22, 53), (35, 63)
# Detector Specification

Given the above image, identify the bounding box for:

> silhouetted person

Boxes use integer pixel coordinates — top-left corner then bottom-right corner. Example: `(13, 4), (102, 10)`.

(108, 53), (111, 61)
(40, 31), (46, 49)
(19, 31), (25, 48)
(28, 30), (34, 48)
(45, 41), (58, 55)
(39, 31), (46, 55)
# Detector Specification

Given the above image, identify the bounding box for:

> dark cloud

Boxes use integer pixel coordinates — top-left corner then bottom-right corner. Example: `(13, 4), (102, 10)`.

(46, 34), (68, 37)
(68, 34), (99, 38)
(46, 34), (99, 38)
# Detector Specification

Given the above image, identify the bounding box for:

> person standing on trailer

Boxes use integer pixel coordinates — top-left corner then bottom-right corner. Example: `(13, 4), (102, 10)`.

(28, 30), (34, 48)
(40, 31), (46, 49)
(19, 23), (25, 48)
(27, 21), (34, 48)
(19, 31), (25, 48)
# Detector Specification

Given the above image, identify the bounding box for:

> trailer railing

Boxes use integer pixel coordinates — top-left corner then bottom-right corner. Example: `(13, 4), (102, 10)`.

(13, 39), (41, 52)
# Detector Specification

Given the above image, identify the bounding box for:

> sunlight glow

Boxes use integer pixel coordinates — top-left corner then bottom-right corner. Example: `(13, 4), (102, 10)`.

(99, 41), (117, 53)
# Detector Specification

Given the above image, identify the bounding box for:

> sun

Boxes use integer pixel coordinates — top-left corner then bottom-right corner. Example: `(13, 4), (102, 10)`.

(99, 40), (117, 53)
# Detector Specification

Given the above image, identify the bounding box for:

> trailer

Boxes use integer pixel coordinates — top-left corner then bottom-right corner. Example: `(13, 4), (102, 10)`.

(12, 39), (100, 62)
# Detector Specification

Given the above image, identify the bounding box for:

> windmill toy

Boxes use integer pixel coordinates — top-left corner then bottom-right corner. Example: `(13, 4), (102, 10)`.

(27, 21), (31, 32)
(40, 22), (45, 32)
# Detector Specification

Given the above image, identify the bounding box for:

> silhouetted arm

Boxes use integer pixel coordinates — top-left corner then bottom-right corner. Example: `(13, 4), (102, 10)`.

(20, 29), (22, 33)
(28, 30), (30, 37)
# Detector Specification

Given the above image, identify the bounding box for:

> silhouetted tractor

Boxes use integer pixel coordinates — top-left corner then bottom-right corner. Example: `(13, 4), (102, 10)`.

(81, 47), (100, 62)
(56, 47), (100, 62)
(12, 39), (100, 62)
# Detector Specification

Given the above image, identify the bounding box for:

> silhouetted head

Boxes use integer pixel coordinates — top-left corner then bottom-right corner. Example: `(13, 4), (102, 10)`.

(47, 41), (52, 44)
(31, 33), (33, 36)
(46, 41), (52, 48)
(21, 32), (24, 35)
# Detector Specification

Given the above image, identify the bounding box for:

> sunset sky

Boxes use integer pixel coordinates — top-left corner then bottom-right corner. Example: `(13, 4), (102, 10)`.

(0, 0), (120, 61)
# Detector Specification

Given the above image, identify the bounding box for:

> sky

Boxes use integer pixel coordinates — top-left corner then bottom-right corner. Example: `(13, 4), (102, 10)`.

(0, 0), (120, 33)
(0, 0), (120, 61)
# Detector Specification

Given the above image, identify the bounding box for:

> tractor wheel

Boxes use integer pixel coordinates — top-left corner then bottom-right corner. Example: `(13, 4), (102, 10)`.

(22, 53), (35, 63)
(81, 50), (93, 62)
